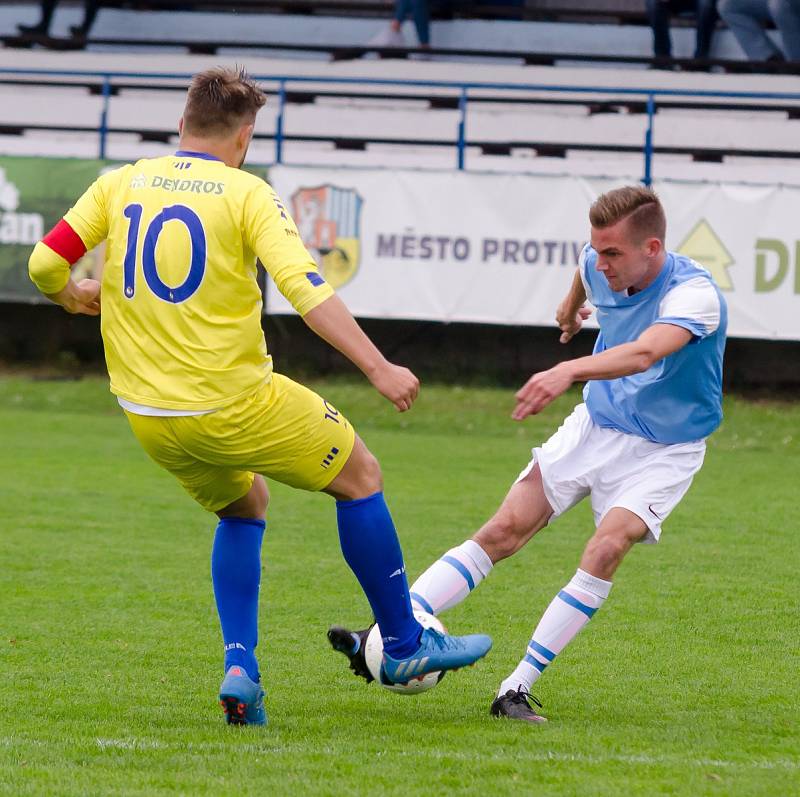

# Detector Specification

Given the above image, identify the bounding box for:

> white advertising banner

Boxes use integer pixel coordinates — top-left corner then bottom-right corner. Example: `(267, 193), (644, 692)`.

(267, 166), (800, 340)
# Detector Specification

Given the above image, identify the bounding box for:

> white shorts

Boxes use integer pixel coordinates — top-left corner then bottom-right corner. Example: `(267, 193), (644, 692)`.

(516, 403), (706, 543)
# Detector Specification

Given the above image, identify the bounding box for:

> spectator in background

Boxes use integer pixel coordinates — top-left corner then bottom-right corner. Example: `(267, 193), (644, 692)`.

(369, 0), (431, 49)
(718, 0), (800, 61)
(646, 0), (720, 63)
(18, 0), (99, 38)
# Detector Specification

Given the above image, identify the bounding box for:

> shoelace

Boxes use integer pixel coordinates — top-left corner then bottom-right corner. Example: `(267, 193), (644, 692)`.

(512, 688), (543, 710)
(423, 627), (464, 651)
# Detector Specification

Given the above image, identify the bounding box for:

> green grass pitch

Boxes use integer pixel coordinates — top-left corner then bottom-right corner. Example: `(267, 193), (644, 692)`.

(1, 375), (797, 796)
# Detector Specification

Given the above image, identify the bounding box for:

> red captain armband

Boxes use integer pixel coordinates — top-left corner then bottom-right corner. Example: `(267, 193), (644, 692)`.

(41, 219), (87, 265)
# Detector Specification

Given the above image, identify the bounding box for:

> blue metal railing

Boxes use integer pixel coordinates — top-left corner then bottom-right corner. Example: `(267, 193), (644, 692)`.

(644, 94), (655, 188)
(457, 86), (468, 172)
(274, 79), (287, 166)
(3, 67), (800, 185)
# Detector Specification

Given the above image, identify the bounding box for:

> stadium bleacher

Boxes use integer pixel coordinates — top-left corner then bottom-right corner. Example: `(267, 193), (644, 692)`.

(1, 44), (800, 186)
(2, 0), (797, 64)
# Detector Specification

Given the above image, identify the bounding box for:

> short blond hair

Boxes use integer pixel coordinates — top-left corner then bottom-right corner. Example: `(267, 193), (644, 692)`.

(589, 185), (666, 244)
(183, 66), (266, 137)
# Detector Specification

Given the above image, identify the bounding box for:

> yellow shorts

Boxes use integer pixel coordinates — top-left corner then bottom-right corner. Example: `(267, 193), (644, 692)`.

(124, 373), (356, 512)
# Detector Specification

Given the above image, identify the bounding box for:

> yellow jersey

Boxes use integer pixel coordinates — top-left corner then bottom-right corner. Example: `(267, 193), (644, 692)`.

(35, 151), (332, 410)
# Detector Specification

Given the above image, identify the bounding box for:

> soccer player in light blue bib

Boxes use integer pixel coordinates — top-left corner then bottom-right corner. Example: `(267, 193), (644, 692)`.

(330, 186), (727, 722)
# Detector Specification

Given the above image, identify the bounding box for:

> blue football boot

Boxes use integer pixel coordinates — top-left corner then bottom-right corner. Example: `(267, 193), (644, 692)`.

(381, 627), (492, 684)
(218, 665), (266, 726)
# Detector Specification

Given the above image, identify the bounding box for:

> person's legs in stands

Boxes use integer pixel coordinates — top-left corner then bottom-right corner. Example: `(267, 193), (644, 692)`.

(18, 0), (57, 35)
(768, 0), (800, 60)
(646, 0), (675, 58)
(694, 0), (720, 58)
(410, 0), (431, 47)
(368, 0), (408, 46)
(392, 0), (410, 36)
(70, 0), (99, 37)
(718, 0), (784, 59)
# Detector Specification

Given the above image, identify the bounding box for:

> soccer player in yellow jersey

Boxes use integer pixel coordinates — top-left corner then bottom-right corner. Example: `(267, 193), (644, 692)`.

(28, 67), (491, 726)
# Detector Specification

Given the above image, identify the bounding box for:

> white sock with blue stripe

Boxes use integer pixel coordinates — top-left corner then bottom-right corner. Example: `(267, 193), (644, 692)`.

(409, 539), (493, 616)
(498, 568), (612, 696)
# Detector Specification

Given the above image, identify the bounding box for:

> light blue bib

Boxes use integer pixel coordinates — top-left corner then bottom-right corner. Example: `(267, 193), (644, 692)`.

(581, 246), (727, 444)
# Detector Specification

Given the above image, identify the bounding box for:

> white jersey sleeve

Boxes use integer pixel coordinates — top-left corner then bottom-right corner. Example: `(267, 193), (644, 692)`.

(656, 276), (721, 339)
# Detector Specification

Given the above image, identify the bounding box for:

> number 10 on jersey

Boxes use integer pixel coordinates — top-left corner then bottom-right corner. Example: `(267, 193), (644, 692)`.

(123, 203), (207, 303)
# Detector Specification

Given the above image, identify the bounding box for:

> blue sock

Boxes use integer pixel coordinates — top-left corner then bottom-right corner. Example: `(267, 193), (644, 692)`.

(336, 492), (421, 659)
(211, 516), (265, 683)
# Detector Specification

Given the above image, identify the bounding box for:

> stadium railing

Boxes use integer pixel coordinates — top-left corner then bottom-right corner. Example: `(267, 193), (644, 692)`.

(2, 67), (800, 183)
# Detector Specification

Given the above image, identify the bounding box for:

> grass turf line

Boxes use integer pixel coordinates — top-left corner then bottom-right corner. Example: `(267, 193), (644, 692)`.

(0, 376), (797, 796)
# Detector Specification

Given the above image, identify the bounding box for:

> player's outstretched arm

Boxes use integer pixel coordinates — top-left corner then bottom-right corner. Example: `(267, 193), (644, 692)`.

(512, 322), (693, 420)
(302, 295), (419, 412)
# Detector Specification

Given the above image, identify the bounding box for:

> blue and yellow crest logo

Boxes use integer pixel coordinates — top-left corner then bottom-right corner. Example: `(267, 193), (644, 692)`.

(292, 185), (363, 289)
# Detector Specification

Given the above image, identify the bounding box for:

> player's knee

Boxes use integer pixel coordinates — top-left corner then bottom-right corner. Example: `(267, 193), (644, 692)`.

(329, 447), (384, 501)
(250, 476), (269, 516)
(584, 532), (628, 574)
(355, 449), (383, 496)
(475, 513), (524, 562)
(217, 476), (269, 520)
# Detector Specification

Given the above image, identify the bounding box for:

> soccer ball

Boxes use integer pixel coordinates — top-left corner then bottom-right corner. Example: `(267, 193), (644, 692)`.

(364, 610), (447, 695)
